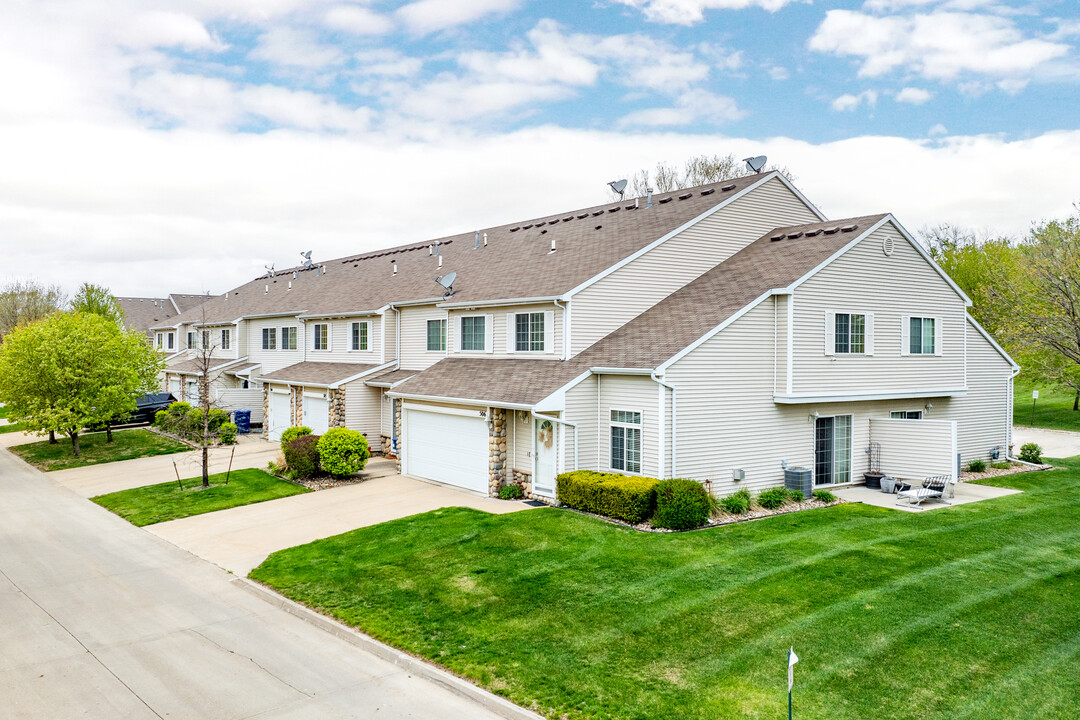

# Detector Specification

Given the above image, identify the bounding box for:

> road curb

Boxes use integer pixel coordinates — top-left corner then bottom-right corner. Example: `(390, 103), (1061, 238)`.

(233, 577), (545, 720)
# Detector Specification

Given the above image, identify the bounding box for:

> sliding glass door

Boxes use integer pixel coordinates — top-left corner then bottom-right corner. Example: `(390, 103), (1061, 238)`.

(814, 415), (852, 485)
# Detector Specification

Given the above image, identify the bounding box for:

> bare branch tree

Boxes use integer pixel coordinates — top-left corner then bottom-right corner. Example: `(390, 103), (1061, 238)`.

(628, 153), (796, 199)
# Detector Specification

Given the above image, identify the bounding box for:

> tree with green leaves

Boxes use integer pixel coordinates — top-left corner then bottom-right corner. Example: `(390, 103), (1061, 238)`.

(0, 279), (66, 341)
(0, 312), (164, 455)
(628, 153), (795, 198)
(72, 282), (124, 325)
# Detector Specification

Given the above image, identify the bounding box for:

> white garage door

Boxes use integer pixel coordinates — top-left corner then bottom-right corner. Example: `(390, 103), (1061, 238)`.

(168, 377), (181, 396)
(267, 392), (291, 442)
(405, 409), (488, 493)
(304, 395), (330, 435)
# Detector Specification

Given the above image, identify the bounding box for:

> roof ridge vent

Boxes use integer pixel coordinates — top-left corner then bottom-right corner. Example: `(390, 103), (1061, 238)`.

(840, 223), (858, 232)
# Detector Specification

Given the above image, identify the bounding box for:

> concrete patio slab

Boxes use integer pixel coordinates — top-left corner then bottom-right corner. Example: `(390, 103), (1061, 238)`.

(835, 481), (1022, 513)
(1013, 426), (1080, 459)
(149, 472), (532, 576)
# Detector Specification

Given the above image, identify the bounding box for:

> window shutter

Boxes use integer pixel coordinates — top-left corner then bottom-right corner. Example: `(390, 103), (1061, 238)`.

(544, 310), (555, 353)
(864, 313), (875, 356)
(824, 312), (835, 356)
(900, 316), (910, 356)
(934, 317), (943, 356)
(505, 313), (515, 353)
(485, 314), (495, 353)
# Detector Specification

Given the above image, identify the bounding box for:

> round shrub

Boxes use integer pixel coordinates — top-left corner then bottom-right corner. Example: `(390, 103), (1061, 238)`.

(316, 428), (370, 477)
(218, 422), (238, 445)
(720, 489), (751, 515)
(757, 487), (788, 510)
(280, 426), (312, 454)
(285, 434), (321, 479)
(1019, 442), (1042, 464)
(652, 478), (711, 530)
(498, 484), (524, 500)
(153, 409), (167, 426)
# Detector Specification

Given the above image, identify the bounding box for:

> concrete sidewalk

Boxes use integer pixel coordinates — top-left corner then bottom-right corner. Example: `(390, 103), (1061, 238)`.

(149, 472), (532, 576)
(51, 435), (280, 497)
(0, 445), (533, 720)
(1013, 426), (1080, 459)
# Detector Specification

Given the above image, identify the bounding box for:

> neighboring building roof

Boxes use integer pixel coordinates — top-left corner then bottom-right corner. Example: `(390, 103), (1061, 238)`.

(169, 293), (215, 313)
(119, 294), (216, 335)
(165, 356), (249, 376)
(365, 369), (417, 387)
(158, 174), (774, 329)
(260, 361), (381, 387)
(392, 214), (889, 406)
(223, 362), (261, 376)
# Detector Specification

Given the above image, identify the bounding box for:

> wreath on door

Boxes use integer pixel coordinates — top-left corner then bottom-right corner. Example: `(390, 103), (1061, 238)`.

(538, 420), (554, 448)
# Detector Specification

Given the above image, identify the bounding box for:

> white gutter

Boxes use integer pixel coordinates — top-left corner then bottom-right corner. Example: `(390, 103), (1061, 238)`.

(263, 360), (396, 390)
(439, 296), (561, 309)
(590, 367), (654, 375)
(533, 411), (579, 476)
(651, 371), (677, 479)
(297, 310), (381, 320)
(385, 390), (535, 412)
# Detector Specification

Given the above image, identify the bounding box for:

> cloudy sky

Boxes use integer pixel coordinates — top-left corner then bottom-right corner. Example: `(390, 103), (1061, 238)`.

(2, 0), (1078, 297)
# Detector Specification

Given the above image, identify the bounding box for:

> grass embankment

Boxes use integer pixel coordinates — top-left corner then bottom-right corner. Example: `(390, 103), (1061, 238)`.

(10, 429), (190, 471)
(252, 464), (1080, 720)
(1014, 380), (1080, 431)
(93, 468), (309, 526)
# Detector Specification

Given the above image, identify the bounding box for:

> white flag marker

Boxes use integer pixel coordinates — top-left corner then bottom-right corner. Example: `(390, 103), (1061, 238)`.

(788, 647), (799, 692)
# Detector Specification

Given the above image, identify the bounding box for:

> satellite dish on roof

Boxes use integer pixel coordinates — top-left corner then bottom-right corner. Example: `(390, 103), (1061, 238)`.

(300, 250), (314, 269)
(607, 179), (628, 200)
(264, 264), (275, 279)
(434, 271), (457, 297)
(743, 155), (767, 173)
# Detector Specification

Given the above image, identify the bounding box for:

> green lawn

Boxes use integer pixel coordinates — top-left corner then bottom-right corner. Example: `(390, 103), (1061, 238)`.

(0, 422), (26, 434)
(10, 429), (190, 471)
(1014, 380), (1080, 431)
(251, 464), (1080, 720)
(92, 468), (309, 526)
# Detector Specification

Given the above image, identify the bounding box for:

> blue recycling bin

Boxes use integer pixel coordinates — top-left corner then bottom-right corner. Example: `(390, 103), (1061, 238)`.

(234, 409), (251, 434)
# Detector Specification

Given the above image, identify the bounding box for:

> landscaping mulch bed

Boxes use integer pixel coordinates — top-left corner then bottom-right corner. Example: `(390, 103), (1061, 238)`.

(961, 461), (1053, 483)
(290, 475), (367, 491)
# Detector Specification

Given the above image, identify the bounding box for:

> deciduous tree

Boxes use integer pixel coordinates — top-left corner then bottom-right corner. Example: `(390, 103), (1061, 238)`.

(628, 153), (795, 198)
(0, 280), (66, 341)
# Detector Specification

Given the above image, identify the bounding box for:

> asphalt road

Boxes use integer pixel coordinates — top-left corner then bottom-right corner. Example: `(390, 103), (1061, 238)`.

(0, 447), (515, 720)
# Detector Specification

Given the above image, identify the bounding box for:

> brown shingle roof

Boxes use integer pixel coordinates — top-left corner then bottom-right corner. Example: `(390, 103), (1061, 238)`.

(365, 369), (418, 387)
(260, 361), (381, 386)
(159, 175), (771, 329)
(117, 297), (175, 335)
(393, 214), (889, 405)
(165, 357), (248, 375)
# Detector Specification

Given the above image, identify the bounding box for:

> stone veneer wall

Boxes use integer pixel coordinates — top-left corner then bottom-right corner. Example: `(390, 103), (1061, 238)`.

(328, 388), (346, 428)
(393, 401), (402, 472)
(262, 386), (270, 432)
(488, 408), (507, 496)
(291, 386), (303, 426)
(511, 468), (535, 499)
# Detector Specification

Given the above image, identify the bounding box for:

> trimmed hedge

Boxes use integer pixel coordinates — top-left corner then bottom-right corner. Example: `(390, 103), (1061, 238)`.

(280, 426), (312, 455)
(285, 434), (321, 480)
(1019, 442), (1042, 464)
(317, 428), (370, 477)
(652, 478), (711, 530)
(556, 471), (658, 524)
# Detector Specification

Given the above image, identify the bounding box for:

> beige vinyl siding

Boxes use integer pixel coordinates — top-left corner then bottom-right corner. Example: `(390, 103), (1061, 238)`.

(868, 418), (957, 481)
(246, 317), (305, 375)
(564, 375), (598, 472)
(790, 224), (966, 396)
(381, 309), (398, 363)
(398, 305), (449, 370)
(381, 390), (393, 436)
(343, 379), (381, 440)
(301, 317), (381, 363)
(773, 295), (790, 394)
(216, 388), (264, 424)
(570, 177), (821, 356)
(509, 410), (533, 475)
(447, 303), (562, 359)
(664, 301), (985, 496)
(936, 318), (1014, 464)
(591, 375), (660, 478)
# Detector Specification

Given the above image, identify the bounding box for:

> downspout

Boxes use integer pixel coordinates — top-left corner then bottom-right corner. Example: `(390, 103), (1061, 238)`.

(652, 371), (676, 478)
(1006, 365), (1023, 462)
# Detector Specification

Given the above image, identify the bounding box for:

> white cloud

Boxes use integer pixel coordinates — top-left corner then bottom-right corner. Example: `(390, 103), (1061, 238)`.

(618, 89), (743, 127)
(895, 86), (933, 104)
(249, 27), (346, 69)
(809, 10), (1071, 80)
(354, 49), (423, 77)
(396, 0), (523, 35)
(996, 77), (1029, 94)
(323, 5), (395, 36)
(928, 123), (948, 135)
(831, 90), (878, 111)
(122, 12), (225, 51)
(769, 66), (790, 81)
(614, 0), (794, 25)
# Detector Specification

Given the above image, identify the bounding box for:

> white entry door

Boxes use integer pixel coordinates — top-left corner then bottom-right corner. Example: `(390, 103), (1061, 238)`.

(534, 418), (556, 497)
(267, 391), (291, 442)
(304, 395), (330, 435)
(404, 408), (488, 493)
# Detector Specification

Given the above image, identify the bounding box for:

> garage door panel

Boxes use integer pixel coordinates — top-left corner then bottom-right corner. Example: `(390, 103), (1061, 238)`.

(305, 396), (329, 435)
(267, 393), (291, 442)
(405, 410), (487, 494)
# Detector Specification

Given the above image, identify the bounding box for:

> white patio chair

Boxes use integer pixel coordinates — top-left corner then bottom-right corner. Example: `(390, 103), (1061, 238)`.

(896, 475), (954, 507)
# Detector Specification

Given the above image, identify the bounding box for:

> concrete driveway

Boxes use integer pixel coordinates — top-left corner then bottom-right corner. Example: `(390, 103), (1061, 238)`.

(0, 446), (533, 720)
(1013, 426), (1080, 459)
(149, 470), (531, 576)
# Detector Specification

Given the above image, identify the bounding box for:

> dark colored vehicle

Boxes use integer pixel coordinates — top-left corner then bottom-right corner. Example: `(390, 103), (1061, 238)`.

(126, 392), (177, 425)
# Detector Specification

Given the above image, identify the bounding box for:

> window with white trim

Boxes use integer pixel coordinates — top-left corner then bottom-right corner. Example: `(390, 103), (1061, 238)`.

(351, 321), (368, 351)
(461, 316), (485, 351)
(909, 317), (936, 354)
(262, 327), (276, 350)
(220, 328), (231, 350)
(282, 326), (297, 350)
(427, 319), (446, 352)
(312, 323), (329, 350)
(834, 313), (865, 354)
(166, 332), (175, 350)
(610, 410), (642, 473)
(890, 410), (923, 419)
(155, 332), (163, 349)
(515, 313), (545, 352)
(201, 330), (210, 348)
(187, 331), (196, 349)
